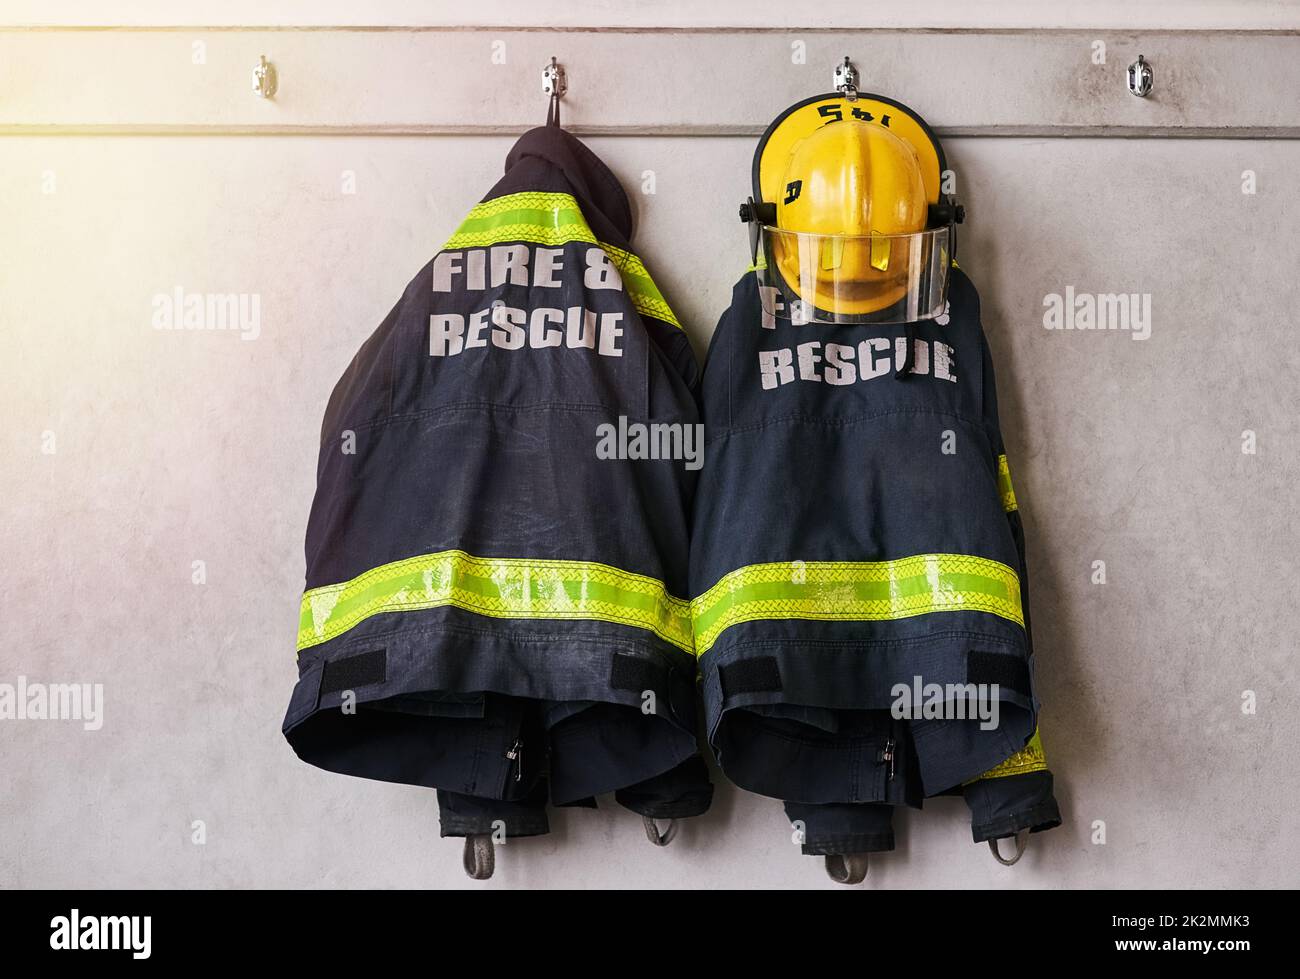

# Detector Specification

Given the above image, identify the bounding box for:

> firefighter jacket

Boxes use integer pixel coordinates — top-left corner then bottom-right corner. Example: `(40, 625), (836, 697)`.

(282, 124), (712, 838)
(689, 264), (1061, 844)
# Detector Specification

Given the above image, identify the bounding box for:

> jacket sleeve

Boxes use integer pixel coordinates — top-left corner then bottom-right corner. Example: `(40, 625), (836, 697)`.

(979, 327), (1035, 663)
(960, 316), (1062, 843)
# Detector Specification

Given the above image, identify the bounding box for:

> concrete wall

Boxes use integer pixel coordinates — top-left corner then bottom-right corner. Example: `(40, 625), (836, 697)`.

(2, 6), (1298, 889)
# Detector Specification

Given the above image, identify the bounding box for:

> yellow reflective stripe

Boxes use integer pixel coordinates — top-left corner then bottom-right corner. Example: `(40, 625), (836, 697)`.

(441, 191), (683, 331)
(443, 191), (596, 250)
(997, 454), (1018, 512)
(298, 549), (693, 655)
(690, 554), (1024, 658)
(601, 242), (681, 332)
(971, 728), (1049, 781)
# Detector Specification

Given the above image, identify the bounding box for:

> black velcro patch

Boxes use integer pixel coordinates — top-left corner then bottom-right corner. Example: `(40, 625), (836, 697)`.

(320, 648), (387, 695)
(610, 653), (665, 695)
(719, 656), (782, 696)
(966, 650), (1031, 697)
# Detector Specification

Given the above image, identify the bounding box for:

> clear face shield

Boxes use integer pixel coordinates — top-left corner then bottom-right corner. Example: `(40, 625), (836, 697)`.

(750, 223), (953, 326)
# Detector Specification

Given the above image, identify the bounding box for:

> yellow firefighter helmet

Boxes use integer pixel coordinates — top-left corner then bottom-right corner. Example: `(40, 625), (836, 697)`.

(743, 93), (962, 324)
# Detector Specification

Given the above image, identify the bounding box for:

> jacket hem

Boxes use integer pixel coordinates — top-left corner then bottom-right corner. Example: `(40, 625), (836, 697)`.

(970, 799), (1063, 843)
(700, 630), (1038, 801)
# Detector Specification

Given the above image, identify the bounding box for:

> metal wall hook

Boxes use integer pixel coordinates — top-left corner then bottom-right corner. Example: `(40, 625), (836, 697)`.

(542, 57), (567, 99)
(252, 55), (277, 100)
(1127, 55), (1153, 97)
(542, 57), (567, 127)
(834, 56), (859, 102)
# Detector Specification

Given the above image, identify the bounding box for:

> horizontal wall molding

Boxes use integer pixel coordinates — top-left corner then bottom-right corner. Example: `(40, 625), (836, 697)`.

(2, 29), (1297, 136)
(4, 26), (1299, 35)
(9, 125), (1299, 139)
(3, 0), (1299, 31)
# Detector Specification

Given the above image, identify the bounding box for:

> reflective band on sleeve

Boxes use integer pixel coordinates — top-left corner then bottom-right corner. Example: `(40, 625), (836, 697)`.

(690, 554), (1024, 658)
(298, 549), (693, 655)
(601, 241), (681, 332)
(441, 191), (683, 331)
(970, 728), (1049, 781)
(997, 454), (1018, 512)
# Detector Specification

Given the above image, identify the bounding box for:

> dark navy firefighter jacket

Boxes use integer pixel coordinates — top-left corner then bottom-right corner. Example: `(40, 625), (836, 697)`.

(283, 125), (712, 838)
(690, 266), (1061, 846)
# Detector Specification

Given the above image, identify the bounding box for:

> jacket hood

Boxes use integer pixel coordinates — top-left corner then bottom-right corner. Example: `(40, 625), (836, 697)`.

(502, 125), (634, 242)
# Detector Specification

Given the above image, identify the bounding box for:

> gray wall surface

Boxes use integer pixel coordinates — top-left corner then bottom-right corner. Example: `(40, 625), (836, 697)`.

(2, 7), (1299, 889)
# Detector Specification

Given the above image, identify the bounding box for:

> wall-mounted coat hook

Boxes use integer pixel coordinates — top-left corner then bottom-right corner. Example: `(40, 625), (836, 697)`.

(542, 57), (566, 127)
(1127, 55), (1153, 97)
(253, 55), (277, 100)
(542, 57), (567, 99)
(834, 56), (859, 101)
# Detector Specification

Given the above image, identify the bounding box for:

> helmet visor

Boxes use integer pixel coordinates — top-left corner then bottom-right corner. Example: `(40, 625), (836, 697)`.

(753, 225), (951, 325)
